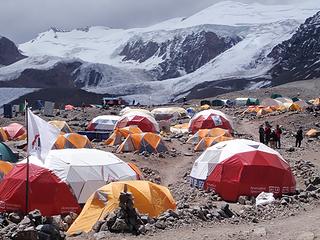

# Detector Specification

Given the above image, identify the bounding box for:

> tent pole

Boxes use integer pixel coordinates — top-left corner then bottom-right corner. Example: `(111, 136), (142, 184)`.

(25, 100), (29, 215)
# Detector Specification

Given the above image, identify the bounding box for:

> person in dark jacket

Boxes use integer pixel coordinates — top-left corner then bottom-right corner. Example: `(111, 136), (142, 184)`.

(269, 129), (277, 149)
(259, 125), (265, 144)
(295, 127), (303, 147)
(264, 122), (271, 145)
(275, 125), (282, 149)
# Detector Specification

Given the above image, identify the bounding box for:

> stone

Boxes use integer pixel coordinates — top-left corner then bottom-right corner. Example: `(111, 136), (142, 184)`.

(111, 218), (129, 232)
(19, 216), (32, 227)
(296, 231), (315, 240)
(92, 220), (105, 232)
(12, 228), (38, 240)
(155, 220), (166, 230)
(94, 231), (112, 240)
(252, 227), (267, 237)
(63, 215), (73, 226)
(40, 224), (60, 240)
(28, 209), (42, 225)
(8, 213), (22, 224)
(238, 196), (247, 205)
(306, 184), (318, 192)
(138, 225), (146, 234)
(220, 203), (234, 218)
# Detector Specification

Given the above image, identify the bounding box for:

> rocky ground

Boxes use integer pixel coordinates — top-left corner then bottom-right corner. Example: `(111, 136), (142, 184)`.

(0, 82), (320, 240)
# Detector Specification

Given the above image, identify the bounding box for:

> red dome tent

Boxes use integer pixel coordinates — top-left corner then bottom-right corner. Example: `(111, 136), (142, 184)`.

(3, 123), (26, 140)
(188, 109), (233, 134)
(115, 112), (159, 133)
(190, 139), (296, 201)
(0, 164), (80, 216)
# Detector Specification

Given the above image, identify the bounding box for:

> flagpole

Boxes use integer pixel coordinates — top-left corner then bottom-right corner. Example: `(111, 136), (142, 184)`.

(25, 100), (30, 215)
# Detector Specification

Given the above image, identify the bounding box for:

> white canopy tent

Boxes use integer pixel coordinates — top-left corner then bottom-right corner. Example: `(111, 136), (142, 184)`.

(22, 149), (138, 203)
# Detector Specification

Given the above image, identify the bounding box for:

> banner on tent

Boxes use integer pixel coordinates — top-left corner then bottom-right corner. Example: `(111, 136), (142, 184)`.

(211, 116), (222, 126)
(190, 177), (205, 189)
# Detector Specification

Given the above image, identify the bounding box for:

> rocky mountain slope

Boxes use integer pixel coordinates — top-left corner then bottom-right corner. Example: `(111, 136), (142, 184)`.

(0, 36), (25, 66)
(0, 1), (320, 104)
(268, 11), (320, 83)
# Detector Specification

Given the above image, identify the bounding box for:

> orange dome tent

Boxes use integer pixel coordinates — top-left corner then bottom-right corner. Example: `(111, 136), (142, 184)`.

(0, 128), (8, 142)
(117, 133), (167, 153)
(49, 120), (72, 133)
(53, 133), (93, 149)
(187, 128), (232, 145)
(0, 160), (13, 181)
(105, 126), (142, 146)
(194, 136), (233, 152)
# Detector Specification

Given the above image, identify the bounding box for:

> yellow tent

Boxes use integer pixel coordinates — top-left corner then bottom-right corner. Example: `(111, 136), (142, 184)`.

(306, 129), (320, 138)
(170, 123), (189, 134)
(67, 181), (176, 234)
(288, 103), (302, 111)
(200, 104), (211, 110)
(49, 120), (72, 134)
(0, 128), (8, 142)
(312, 98), (320, 106)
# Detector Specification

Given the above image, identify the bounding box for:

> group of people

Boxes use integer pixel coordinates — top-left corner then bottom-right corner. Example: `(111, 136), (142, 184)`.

(259, 122), (304, 148)
(259, 122), (282, 149)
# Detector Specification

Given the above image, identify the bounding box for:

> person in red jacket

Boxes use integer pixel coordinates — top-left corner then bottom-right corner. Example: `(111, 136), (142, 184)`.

(275, 125), (282, 149)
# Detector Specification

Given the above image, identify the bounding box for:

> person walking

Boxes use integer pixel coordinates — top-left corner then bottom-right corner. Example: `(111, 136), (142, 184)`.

(264, 122), (271, 146)
(259, 125), (265, 144)
(275, 125), (282, 149)
(295, 127), (303, 147)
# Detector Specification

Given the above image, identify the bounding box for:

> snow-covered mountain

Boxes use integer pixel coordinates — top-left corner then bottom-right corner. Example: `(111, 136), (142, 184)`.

(0, 36), (25, 66)
(1, 0), (320, 104)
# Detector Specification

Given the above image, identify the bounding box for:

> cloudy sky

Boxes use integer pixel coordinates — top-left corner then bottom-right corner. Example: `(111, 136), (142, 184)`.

(1, 0), (301, 43)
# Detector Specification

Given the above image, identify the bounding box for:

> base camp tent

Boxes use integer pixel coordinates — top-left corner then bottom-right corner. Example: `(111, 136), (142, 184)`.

(49, 120), (73, 133)
(0, 128), (8, 142)
(190, 139), (296, 201)
(194, 136), (233, 152)
(117, 133), (167, 153)
(170, 123), (189, 134)
(306, 129), (320, 138)
(67, 181), (176, 234)
(151, 107), (187, 121)
(188, 109), (233, 134)
(23, 149), (139, 203)
(0, 143), (18, 163)
(3, 123), (26, 140)
(120, 107), (153, 117)
(86, 115), (121, 131)
(115, 112), (159, 133)
(105, 126), (142, 146)
(187, 128), (232, 145)
(0, 163), (80, 216)
(0, 160), (13, 181)
(53, 133), (93, 149)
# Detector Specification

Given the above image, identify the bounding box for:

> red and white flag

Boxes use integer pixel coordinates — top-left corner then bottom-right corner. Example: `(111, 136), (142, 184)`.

(27, 108), (60, 162)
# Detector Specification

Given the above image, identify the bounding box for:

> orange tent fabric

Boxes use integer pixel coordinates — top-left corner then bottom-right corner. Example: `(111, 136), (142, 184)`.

(187, 128), (232, 145)
(0, 160), (13, 180)
(3, 123), (26, 140)
(53, 133), (92, 149)
(127, 162), (143, 180)
(194, 136), (233, 151)
(105, 126), (142, 146)
(117, 133), (167, 153)
(49, 120), (72, 134)
(0, 128), (8, 142)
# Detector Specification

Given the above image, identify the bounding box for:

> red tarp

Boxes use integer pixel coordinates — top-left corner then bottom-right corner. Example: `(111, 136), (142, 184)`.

(0, 163), (80, 216)
(116, 116), (157, 132)
(189, 114), (232, 134)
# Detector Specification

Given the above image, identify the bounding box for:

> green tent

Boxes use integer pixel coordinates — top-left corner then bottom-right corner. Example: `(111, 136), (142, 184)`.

(271, 93), (282, 99)
(211, 99), (225, 106)
(0, 143), (18, 163)
(291, 97), (300, 102)
(246, 98), (260, 106)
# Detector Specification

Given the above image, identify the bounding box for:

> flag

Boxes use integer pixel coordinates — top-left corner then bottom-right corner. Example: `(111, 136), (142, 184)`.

(27, 108), (60, 162)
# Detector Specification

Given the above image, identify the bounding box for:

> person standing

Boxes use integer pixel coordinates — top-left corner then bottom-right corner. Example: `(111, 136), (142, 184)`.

(264, 122), (271, 146)
(295, 127), (303, 147)
(275, 125), (282, 149)
(259, 125), (265, 144)
(269, 129), (277, 149)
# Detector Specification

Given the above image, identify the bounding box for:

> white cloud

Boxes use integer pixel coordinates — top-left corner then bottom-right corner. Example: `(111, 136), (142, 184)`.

(0, 0), (303, 43)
